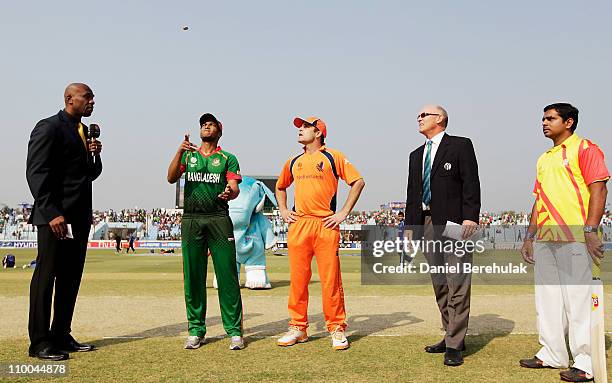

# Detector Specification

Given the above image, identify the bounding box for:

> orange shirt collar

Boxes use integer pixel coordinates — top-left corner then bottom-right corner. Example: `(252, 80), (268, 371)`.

(301, 145), (327, 153)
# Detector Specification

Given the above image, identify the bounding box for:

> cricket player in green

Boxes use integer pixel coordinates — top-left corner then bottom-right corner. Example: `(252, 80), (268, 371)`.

(167, 113), (244, 350)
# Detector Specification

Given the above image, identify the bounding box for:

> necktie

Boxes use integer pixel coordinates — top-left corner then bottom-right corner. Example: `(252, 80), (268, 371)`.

(422, 140), (432, 205)
(77, 123), (87, 149)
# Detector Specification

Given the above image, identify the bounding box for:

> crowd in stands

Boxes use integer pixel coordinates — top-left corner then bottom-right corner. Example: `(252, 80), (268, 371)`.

(2, 204), (612, 241)
(479, 211), (530, 226)
(344, 210), (407, 226)
(0, 206), (33, 240)
(91, 208), (182, 240)
(151, 209), (182, 240)
(93, 209), (147, 226)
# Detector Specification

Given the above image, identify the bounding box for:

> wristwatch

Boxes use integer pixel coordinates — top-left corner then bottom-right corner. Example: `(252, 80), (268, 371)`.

(583, 225), (598, 234)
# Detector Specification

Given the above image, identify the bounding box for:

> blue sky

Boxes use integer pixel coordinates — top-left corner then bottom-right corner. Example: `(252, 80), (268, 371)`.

(1, 1), (610, 212)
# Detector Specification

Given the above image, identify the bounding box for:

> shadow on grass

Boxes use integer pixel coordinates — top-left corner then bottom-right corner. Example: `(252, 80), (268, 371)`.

(346, 312), (424, 344)
(249, 279), (293, 289)
(242, 311), (424, 346)
(463, 314), (515, 357)
(91, 313), (263, 348)
(285, 312), (424, 344)
(243, 318), (297, 345)
(237, 280), (318, 290)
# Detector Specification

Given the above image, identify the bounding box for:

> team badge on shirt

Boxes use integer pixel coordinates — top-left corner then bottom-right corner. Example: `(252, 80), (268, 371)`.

(316, 161), (324, 172)
(212, 158), (221, 167)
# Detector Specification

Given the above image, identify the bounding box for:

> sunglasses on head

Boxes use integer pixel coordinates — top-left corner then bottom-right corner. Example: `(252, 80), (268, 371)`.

(417, 113), (440, 120)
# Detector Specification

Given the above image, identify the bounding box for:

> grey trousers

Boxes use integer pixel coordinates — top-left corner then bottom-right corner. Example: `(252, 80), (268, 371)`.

(423, 216), (472, 350)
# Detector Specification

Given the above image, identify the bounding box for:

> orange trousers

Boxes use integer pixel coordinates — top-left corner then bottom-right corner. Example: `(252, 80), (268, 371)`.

(287, 217), (346, 332)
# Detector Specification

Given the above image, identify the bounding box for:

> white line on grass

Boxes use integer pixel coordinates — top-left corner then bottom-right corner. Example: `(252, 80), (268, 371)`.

(102, 336), (146, 339)
(101, 332), (612, 340)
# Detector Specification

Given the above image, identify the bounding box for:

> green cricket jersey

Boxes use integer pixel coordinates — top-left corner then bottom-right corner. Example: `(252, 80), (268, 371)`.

(180, 147), (241, 215)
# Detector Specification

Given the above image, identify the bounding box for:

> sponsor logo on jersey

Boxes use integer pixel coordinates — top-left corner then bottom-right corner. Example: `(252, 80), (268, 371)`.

(296, 174), (324, 180)
(187, 172), (222, 183)
(592, 293), (600, 310)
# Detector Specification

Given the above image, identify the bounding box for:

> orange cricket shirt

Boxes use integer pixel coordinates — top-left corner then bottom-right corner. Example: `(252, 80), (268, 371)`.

(276, 146), (362, 218)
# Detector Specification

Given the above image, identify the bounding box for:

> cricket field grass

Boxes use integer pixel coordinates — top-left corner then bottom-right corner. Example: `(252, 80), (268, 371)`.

(0, 249), (610, 382)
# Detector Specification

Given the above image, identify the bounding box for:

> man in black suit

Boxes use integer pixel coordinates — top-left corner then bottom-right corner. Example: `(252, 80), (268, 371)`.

(404, 105), (480, 366)
(26, 83), (102, 360)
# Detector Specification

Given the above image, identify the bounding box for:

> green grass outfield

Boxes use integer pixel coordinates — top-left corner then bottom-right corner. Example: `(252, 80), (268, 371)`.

(0, 249), (610, 382)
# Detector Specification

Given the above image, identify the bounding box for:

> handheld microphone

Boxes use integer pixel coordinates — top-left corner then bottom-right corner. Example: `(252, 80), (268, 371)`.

(85, 124), (101, 157)
(87, 124), (100, 139)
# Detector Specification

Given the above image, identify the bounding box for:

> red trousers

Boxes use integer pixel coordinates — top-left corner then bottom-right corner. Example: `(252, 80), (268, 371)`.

(287, 217), (346, 332)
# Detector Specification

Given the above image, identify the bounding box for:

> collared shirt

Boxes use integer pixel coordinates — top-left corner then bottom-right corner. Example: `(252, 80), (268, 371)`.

(533, 133), (609, 241)
(178, 146), (242, 215)
(421, 131), (445, 210)
(277, 145), (362, 218)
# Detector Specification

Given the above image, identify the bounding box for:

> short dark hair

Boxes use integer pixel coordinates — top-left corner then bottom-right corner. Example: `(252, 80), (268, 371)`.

(544, 103), (579, 132)
(315, 128), (325, 145)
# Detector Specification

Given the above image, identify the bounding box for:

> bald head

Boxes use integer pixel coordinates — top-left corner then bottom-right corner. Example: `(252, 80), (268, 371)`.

(64, 83), (91, 102)
(434, 105), (448, 127)
(421, 105), (448, 127)
(64, 83), (95, 118)
(417, 104), (449, 138)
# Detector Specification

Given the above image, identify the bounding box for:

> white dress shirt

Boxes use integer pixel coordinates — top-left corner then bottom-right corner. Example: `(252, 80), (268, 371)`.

(421, 131), (445, 210)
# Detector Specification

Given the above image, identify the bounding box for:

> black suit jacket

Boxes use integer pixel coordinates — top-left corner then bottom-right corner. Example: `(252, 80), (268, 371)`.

(26, 110), (102, 225)
(404, 133), (480, 238)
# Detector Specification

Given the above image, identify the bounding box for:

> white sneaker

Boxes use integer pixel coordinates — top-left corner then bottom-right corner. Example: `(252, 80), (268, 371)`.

(184, 335), (205, 349)
(277, 326), (308, 347)
(229, 336), (245, 350)
(331, 328), (349, 350)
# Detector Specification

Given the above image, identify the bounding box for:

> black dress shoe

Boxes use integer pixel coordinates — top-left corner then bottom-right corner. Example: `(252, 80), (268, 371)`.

(425, 340), (466, 353)
(29, 346), (69, 361)
(519, 356), (552, 369)
(55, 337), (96, 353)
(425, 340), (446, 353)
(559, 367), (594, 382)
(444, 348), (464, 366)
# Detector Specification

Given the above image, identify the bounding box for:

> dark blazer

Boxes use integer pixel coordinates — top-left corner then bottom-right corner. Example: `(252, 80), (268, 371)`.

(26, 110), (102, 225)
(404, 133), (480, 238)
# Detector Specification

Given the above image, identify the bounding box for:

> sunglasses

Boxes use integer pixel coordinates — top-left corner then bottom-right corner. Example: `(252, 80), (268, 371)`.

(417, 113), (440, 120)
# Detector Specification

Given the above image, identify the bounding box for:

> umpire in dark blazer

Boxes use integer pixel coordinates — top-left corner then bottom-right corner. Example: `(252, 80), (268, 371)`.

(404, 105), (480, 366)
(26, 83), (102, 360)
